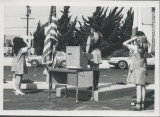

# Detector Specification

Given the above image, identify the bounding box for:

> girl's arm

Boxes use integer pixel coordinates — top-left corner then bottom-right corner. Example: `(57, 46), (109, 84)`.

(21, 41), (31, 53)
(123, 36), (137, 48)
(86, 37), (91, 53)
(24, 40), (31, 50)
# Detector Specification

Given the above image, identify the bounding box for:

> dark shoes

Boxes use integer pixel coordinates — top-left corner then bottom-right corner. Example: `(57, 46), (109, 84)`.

(129, 102), (141, 111)
(129, 101), (145, 111)
(94, 85), (98, 91)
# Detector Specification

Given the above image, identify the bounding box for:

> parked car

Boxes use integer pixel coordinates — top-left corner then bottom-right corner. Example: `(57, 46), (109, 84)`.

(107, 53), (155, 69)
(27, 51), (66, 67)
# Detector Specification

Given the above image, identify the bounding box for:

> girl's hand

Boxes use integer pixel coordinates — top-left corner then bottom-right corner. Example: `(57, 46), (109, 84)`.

(131, 36), (137, 41)
(123, 36), (137, 47)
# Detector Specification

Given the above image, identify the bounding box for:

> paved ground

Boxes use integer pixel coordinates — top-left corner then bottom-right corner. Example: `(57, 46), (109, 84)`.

(3, 66), (155, 111)
(4, 89), (154, 110)
(4, 66), (155, 84)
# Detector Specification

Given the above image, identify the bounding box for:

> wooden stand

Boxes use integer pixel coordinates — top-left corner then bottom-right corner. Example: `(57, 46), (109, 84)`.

(47, 68), (93, 103)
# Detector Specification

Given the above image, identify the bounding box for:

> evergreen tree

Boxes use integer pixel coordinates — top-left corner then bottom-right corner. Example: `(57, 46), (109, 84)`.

(57, 6), (77, 52)
(33, 21), (45, 55)
(120, 8), (134, 43)
(33, 6), (77, 54)
(111, 8), (134, 57)
(79, 7), (124, 57)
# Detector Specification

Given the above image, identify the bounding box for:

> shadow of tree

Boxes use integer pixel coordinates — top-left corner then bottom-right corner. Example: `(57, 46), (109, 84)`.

(23, 89), (43, 94)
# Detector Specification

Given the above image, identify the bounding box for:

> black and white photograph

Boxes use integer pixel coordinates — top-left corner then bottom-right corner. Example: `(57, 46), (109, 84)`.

(0, 0), (159, 116)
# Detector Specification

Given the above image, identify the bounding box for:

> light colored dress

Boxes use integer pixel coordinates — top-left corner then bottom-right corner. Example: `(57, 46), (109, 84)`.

(11, 47), (28, 75)
(127, 45), (147, 85)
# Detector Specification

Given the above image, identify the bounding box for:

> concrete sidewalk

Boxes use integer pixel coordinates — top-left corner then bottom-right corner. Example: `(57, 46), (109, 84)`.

(4, 80), (154, 101)
(4, 80), (154, 90)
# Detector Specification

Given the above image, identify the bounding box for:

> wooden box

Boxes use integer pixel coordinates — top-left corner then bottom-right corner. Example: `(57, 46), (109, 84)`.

(66, 46), (88, 70)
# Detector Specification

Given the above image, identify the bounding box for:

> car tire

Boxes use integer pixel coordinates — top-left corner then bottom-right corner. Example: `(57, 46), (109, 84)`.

(118, 61), (127, 69)
(60, 60), (66, 68)
(31, 60), (39, 67)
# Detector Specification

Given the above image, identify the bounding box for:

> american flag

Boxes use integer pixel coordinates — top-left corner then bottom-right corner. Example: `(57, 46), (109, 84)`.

(130, 7), (142, 57)
(42, 6), (58, 67)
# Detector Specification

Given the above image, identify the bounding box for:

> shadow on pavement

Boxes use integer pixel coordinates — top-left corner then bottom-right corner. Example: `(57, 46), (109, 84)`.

(145, 90), (154, 109)
(23, 89), (44, 94)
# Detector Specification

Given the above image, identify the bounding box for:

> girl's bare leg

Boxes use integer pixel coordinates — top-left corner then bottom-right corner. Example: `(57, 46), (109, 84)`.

(12, 72), (16, 91)
(135, 84), (142, 108)
(141, 85), (146, 109)
(15, 74), (24, 95)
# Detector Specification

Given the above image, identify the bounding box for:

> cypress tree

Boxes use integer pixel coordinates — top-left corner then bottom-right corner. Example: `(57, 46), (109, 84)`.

(57, 6), (77, 52)
(79, 7), (124, 57)
(33, 21), (45, 55)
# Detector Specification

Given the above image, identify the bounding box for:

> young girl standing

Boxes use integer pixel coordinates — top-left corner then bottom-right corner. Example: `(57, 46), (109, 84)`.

(11, 37), (31, 95)
(123, 31), (150, 110)
(86, 28), (102, 90)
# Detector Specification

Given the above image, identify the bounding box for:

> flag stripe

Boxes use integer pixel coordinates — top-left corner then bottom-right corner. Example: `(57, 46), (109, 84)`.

(43, 41), (51, 53)
(45, 26), (57, 36)
(42, 48), (52, 58)
(44, 38), (57, 47)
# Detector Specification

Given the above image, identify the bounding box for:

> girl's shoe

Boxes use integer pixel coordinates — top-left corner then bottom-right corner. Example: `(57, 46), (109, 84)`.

(15, 90), (25, 95)
(131, 100), (136, 106)
(129, 102), (141, 111)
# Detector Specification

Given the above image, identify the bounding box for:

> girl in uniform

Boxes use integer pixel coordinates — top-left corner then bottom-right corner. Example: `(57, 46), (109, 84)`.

(123, 31), (150, 110)
(86, 28), (102, 90)
(11, 37), (31, 95)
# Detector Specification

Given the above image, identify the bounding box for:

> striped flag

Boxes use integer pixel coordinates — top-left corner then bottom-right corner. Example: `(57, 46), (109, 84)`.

(42, 6), (58, 67)
(130, 7), (142, 57)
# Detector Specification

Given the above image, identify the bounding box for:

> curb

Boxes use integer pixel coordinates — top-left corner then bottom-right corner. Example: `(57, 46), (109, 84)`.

(4, 81), (48, 90)
(4, 81), (154, 90)
(4, 81), (154, 102)
(56, 83), (154, 101)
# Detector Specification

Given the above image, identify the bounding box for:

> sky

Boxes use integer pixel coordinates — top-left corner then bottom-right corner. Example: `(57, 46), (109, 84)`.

(4, 6), (152, 36)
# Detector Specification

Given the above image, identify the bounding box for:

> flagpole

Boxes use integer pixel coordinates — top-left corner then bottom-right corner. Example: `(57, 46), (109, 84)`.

(42, 6), (58, 100)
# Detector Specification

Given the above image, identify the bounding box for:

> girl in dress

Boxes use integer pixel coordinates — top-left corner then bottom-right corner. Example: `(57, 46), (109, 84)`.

(11, 37), (31, 95)
(86, 28), (102, 90)
(123, 31), (150, 110)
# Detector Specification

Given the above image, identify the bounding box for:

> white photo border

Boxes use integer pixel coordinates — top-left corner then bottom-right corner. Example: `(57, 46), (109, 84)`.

(0, 0), (159, 116)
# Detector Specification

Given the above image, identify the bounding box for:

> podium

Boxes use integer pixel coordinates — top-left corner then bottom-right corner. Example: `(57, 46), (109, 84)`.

(66, 46), (89, 70)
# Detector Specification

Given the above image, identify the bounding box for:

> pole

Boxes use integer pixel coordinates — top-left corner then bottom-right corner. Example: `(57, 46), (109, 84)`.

(26, 6), (29, 36)
(26, 6), (30, 57)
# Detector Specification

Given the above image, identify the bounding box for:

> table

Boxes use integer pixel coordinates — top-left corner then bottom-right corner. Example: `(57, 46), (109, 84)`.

(48, 68), (94, 103)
